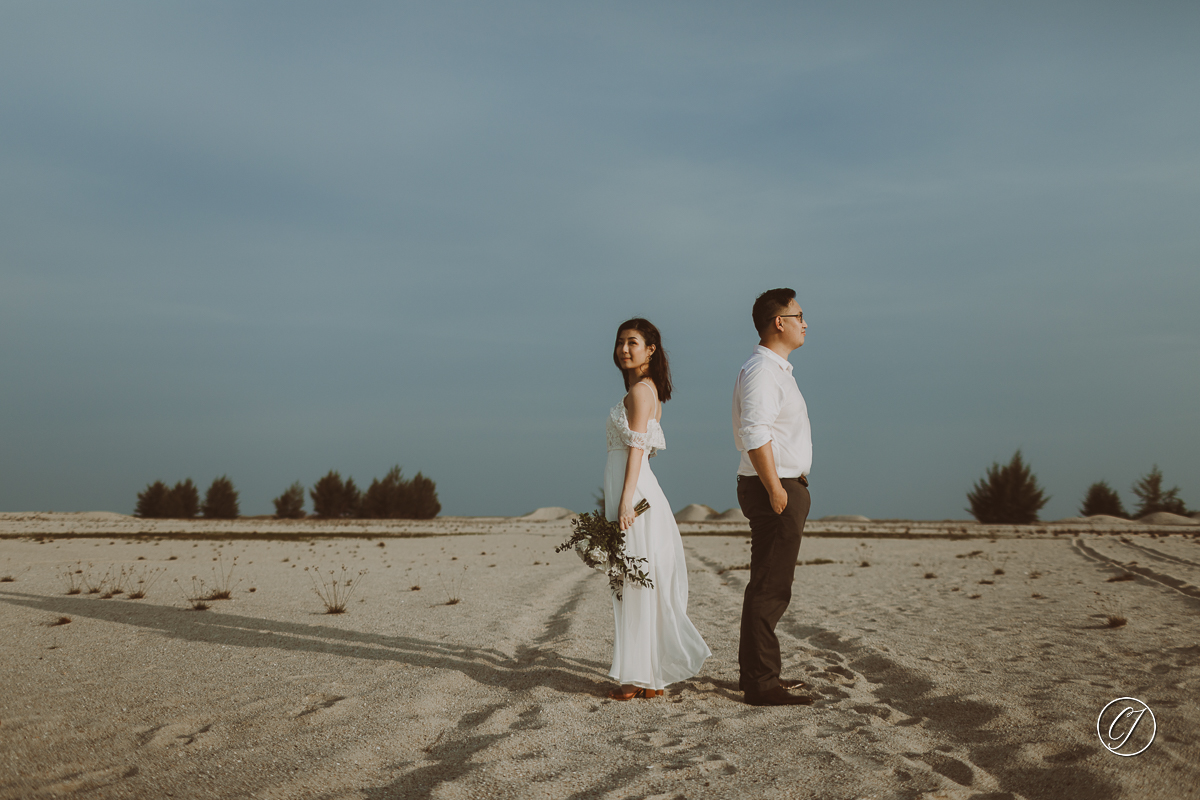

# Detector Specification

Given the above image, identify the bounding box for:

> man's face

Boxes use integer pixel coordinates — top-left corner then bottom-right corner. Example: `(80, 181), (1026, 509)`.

(780, 299), (806, 349)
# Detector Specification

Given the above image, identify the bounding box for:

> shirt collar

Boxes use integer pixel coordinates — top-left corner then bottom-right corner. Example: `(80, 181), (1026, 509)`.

(754, 344), (793, 373)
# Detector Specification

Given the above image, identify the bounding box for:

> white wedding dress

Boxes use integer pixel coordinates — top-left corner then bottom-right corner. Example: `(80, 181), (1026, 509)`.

(604, 384), (710, 689)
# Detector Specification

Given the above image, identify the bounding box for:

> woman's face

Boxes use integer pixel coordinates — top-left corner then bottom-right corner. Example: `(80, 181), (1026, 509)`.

(615, 329), (656, 373)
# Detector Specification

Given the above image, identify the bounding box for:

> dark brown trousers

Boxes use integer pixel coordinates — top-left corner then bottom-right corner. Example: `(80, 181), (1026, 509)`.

(736, 475), (810, 695)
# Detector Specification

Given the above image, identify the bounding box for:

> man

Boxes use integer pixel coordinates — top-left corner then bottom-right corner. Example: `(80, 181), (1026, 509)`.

(732, 287), (813, 706)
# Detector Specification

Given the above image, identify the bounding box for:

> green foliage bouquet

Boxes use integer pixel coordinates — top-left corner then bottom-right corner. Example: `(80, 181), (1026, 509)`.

(556, 499), (654, 600)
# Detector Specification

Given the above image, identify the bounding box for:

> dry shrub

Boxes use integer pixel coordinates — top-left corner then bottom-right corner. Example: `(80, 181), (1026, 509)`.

(306, 565), (367, 614)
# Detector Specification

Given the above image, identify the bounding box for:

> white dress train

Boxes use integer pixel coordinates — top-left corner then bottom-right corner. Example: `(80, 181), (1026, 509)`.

(604, 388), (710, 689)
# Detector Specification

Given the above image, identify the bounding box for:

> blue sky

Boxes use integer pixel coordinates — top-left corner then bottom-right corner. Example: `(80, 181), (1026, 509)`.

(2, 2), (1198, 519)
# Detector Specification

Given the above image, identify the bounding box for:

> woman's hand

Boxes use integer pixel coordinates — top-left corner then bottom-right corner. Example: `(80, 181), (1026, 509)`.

(619, 497), (637, 532)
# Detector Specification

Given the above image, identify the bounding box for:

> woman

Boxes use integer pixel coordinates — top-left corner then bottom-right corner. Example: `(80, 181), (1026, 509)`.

(605, 318), (710, 699)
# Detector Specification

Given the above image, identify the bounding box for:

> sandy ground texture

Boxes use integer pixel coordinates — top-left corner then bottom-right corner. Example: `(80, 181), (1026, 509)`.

(1, 518), (1199, 799)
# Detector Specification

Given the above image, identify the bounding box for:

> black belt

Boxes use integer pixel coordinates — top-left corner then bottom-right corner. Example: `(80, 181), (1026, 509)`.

(739, 474), (809, 488)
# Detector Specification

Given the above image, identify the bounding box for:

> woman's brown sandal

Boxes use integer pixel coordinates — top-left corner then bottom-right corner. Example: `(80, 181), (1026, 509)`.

(608, 687), (664, 700)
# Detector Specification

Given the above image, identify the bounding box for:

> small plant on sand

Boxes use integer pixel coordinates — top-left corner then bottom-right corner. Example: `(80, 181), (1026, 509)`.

(1092, 592), (1127, 628)
(97, 565), (134, 599)
(126, 566), (166, 599)
(175, 577), (212, 610)
(438, 567), (466, 605)
(199, 555), (240, 600)
(924, 572), (937, 579)
(59, 563), (86, 595)
(1, 564), (31, 582)
(305, 565), (367, 614)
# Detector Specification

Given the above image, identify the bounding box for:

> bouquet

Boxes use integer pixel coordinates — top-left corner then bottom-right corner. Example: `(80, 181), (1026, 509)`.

(556, 499), (654, 600)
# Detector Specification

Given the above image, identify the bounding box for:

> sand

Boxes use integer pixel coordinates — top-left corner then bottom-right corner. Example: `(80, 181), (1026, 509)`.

(2, 515), (1199, 799)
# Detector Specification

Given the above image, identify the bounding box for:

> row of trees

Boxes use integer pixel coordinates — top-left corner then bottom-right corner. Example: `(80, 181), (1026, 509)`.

(1080, 466), (1189, 519)
(273, 467), (440, 519)
(135, 467), (440, 520)
(135, 476), (240, 519)
(967, 451), (1193, 524)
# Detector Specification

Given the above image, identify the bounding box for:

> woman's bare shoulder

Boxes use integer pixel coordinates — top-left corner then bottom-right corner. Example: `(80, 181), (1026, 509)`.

(622, 380), (656, 413)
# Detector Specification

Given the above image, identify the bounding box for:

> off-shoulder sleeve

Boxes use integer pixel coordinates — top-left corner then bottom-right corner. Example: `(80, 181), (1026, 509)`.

(621, 428), (654, 451)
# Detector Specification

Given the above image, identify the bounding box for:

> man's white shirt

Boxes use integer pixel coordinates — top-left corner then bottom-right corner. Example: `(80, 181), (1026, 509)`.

(732, 345), (812, 478)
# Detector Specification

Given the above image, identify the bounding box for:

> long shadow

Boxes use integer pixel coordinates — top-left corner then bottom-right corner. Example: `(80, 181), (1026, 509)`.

(783, 622), (1119, 800)
(0, 590), (606, 695)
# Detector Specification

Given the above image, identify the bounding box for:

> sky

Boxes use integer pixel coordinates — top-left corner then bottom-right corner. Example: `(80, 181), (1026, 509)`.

(2, 1), (1198, 521)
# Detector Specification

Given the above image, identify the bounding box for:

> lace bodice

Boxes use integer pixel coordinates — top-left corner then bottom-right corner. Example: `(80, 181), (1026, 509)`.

(607, 400), (666, 456)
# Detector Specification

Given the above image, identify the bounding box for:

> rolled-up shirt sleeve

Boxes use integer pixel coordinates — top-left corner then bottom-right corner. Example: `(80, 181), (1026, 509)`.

(736, 365), (781, 453)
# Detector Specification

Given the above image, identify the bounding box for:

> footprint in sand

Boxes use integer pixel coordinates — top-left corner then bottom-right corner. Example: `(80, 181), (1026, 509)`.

(621, 729), (687, 752)
(294, 693), (349, 719)
(915, 751), (975, 787)
(37, 765), (140, 795)
(852, 703), (894, 721)
(823, 664), (856, 681)
(136, 721), (213, 749)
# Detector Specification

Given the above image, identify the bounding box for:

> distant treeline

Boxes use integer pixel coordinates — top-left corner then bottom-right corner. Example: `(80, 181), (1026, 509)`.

(135, 466), (440, 520)
(967, 452), (1192, 524)
(135, 476), (240, 519)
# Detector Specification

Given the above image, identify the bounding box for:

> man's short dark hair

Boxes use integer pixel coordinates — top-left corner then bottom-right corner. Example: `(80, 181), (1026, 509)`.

(752, 288), (796, 336)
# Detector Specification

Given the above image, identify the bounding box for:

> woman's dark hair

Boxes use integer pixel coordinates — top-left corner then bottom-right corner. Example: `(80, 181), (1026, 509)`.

(612, 318), (673, 402)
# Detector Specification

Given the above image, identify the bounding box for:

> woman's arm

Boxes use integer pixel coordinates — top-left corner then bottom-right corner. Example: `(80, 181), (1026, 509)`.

(619, 382), (655, 531)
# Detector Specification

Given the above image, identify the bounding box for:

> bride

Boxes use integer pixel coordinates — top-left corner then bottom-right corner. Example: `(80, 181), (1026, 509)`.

(605, 318), (710, 700)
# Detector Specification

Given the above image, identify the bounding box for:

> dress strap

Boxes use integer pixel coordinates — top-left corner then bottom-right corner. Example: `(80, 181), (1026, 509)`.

(636, 379), (660, 420)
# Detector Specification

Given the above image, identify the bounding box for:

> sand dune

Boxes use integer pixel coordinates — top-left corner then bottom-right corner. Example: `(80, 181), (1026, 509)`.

(2, 517), (1198, 798)
(674, 504), (717, 522)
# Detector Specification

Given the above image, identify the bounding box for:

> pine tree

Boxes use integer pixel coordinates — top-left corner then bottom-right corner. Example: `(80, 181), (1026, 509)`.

(201, 475), (240, 519)
(966, 450), (1049, 524)
(1131, 466), (1188, 518)
(407, 472), (441, 519)
(135, 481), (169, 518)
(1080, 481), (1128, 518)
(310, 471), (362, 518)
(273, 481), (306, 519)
(163, 479), (199, 519)
(363, 466), (408, 519)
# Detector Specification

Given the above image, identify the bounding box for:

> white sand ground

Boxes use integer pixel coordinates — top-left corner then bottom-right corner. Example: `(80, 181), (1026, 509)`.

(1, 516), (1198, 799)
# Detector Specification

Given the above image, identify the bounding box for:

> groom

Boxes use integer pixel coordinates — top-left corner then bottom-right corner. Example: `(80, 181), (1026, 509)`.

(732, 288), (814, 706)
